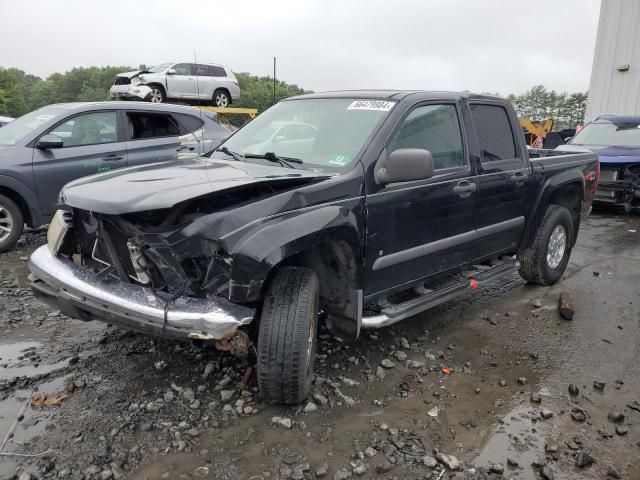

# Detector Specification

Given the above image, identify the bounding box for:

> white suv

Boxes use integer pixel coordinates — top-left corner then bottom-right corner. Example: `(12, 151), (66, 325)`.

(110, 62), (240, 107)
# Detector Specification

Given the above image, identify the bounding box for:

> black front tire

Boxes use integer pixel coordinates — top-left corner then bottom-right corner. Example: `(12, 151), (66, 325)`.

(518, 205), (574, 285)
(148, 86), (166, 103)
(0, 194), (24, 253)
(257, 267), (319, 404)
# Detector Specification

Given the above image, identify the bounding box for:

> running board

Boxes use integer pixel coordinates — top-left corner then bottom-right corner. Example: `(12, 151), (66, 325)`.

(361, 259), (519, 329)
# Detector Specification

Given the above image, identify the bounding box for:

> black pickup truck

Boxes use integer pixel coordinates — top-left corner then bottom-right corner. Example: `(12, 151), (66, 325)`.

(29, 91), (599, 404)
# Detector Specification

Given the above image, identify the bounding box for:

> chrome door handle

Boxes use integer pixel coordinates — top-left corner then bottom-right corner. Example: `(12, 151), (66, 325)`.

(510, 172), (529, 184)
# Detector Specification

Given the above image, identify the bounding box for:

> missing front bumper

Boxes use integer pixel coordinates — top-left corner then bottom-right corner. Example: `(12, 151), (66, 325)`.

(29, 245), (254, 340)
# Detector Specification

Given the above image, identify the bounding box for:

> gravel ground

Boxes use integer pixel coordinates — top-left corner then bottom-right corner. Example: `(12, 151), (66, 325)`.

(0, 211), (639, 480)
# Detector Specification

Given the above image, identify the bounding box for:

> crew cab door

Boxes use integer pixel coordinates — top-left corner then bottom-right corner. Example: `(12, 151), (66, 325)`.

(32, 110), (127, 215)
(166, 63), (197, 99)
(468, 102), (532, 256)
(123, 110), (181, 166)
(365, 102), (478, 297)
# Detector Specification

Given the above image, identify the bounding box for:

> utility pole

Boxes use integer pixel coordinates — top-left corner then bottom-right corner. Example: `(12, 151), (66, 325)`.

(273, 57), (277, 105)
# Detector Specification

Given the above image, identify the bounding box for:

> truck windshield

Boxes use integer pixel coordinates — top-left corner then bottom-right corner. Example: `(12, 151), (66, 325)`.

(570, 121), (640, 147)
(215, 98), (395, 171)
(0, 108), (63, 146)
(147, 63), (172, 73)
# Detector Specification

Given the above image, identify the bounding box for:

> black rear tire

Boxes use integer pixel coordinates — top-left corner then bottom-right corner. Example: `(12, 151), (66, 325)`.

(148, 85), (165, 103)
(518, 205), (573, 285)
(0, 194), (24, 253)
(257, 267), (319, 404)
(213, 89), (230, 107)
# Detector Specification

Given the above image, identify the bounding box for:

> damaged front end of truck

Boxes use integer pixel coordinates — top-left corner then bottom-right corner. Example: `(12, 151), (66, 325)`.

(29, 157), (363, 357)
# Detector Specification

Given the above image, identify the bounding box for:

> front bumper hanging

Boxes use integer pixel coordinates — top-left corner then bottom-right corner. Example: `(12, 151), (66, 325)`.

(29, 245), (254, 340)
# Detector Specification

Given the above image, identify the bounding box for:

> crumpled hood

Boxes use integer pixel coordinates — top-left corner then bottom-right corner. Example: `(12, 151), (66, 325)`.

(115, 70), (145, 79)
(60, 158), (332, 214)
(557, 144), (640, 164)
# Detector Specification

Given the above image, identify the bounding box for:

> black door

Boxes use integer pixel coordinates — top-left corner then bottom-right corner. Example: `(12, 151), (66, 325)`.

(468, 103), (533, 257)
(365, 102), (478, 297)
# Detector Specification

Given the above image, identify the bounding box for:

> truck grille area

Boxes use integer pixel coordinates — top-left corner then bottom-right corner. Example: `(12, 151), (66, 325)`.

(62, 209), (231, 297)
(114, 76), (131, 85)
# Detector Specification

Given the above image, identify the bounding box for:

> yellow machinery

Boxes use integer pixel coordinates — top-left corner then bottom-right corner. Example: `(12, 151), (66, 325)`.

(199, 107), (258, 130)
(520, 118), (554, 147)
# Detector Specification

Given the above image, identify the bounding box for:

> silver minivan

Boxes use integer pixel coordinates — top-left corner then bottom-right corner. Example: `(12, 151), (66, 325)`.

(110, 62), (240, 107)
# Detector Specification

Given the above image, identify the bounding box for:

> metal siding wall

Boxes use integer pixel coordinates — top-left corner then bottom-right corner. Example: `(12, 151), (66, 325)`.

(586, 0), (640, 121)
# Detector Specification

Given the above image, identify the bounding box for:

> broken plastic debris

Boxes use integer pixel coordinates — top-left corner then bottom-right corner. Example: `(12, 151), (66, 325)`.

(427, 406), (439, 417)
(154, 360), (168, 371)
(31, 393), (69, 407)
(441, 367), (452, 375)
(469, 278), (478, 290)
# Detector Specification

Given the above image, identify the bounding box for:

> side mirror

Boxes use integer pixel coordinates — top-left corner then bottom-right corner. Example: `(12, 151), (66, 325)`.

(563, 137), (572, 144)
(166, 68), (176, 75)
(376, 148), (435, 185)
(36, 134), (63, 149)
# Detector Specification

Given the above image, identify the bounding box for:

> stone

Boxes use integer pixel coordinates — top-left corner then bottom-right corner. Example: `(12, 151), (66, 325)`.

(364, 447), (377, 458)
(575, 451), (594, 468)
(490, 464), (504, 474)
(100, 471), (113, 480)
(541, 466), (554, 480)
(110, 464), (125, 480)
(380, 359), (395, 369)
(375, 366), (386, 379)
(499, 379), (507, 387)
(517, 377), (528, 385)
(163, 391), (175, 403)
(422, 455), (437, 468)
(571, 409), (586, 422)
(193, 466), (209, 478)
(436, 453), (462, 471)
(593, 381), (605, 390)
(375, 462), (394, 474)
(202, 362), (215, 378)
(220, 390), (234, 402)
(303, 402), (318, 413)
(333, 468), (351, 480)
(559, 292), (575, 320)
(607, 466), (621, 479)
(407, 360), (424, 369)
(316, 462), (329, 477)
(568, 384), (579, 396)
(18, 474), (32, 480)
(313, 393), (329, 405)
(541, 409), (554, 419)
(615, 425), (628, 436)
(545, 443), (559, 453)
(532, 299), (543, 308)
(530, 393), (542, 403)
(608, 411), (625, 423)
(393, 350), (407, 362)
(400, 337), (411, 349)
(272, 416), (292, 428)
(350, 460), (367, 475)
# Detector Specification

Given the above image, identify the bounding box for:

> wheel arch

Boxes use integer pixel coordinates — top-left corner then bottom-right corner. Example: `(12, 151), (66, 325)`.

(213, 87), (232, 105)
(227, 206), (364, 340)
(520, 170), (585, 251)
(0, 176), (44, 228)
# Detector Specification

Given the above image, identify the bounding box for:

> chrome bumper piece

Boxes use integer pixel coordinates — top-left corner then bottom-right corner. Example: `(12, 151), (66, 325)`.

(29, 245), (254, 340)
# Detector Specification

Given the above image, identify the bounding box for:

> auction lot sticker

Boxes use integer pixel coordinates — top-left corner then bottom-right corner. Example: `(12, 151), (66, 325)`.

(347, 100), (395, 111)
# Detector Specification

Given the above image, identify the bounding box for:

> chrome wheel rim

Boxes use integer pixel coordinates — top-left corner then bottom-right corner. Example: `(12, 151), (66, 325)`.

(150, 89), (163, 103)
(546, 224), (567, 269)
(215, 93), (228, 107)
(0, 206), (14, 242)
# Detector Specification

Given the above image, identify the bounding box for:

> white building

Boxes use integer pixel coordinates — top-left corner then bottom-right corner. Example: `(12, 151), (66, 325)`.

(586, 0), (640, 121)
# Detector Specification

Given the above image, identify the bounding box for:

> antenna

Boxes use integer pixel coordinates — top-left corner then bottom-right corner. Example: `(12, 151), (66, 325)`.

(193, 50), (206, 155)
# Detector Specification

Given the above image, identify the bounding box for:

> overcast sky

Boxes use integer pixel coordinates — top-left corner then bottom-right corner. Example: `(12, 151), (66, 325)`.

(2, 0), (601, 95)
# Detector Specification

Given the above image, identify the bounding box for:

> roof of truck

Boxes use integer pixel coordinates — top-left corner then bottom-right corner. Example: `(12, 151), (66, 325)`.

(287, 90), (505, 102)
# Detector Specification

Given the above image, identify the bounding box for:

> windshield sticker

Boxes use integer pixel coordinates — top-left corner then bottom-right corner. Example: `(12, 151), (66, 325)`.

(347, 100), (395, 112)
(329, 154), (351, 166)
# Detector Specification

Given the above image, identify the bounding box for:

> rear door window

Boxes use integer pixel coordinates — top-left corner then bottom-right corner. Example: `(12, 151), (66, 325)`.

(195, 64), (212, 76)
(470, 104), (517, 162)
(210, 66), (227, 77)
(126, 112), (180, 139)
(174, 113), (205, 134)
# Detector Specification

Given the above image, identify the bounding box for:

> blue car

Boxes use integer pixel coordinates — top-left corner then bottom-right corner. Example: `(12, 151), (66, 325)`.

(557, 115), (640, 211)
